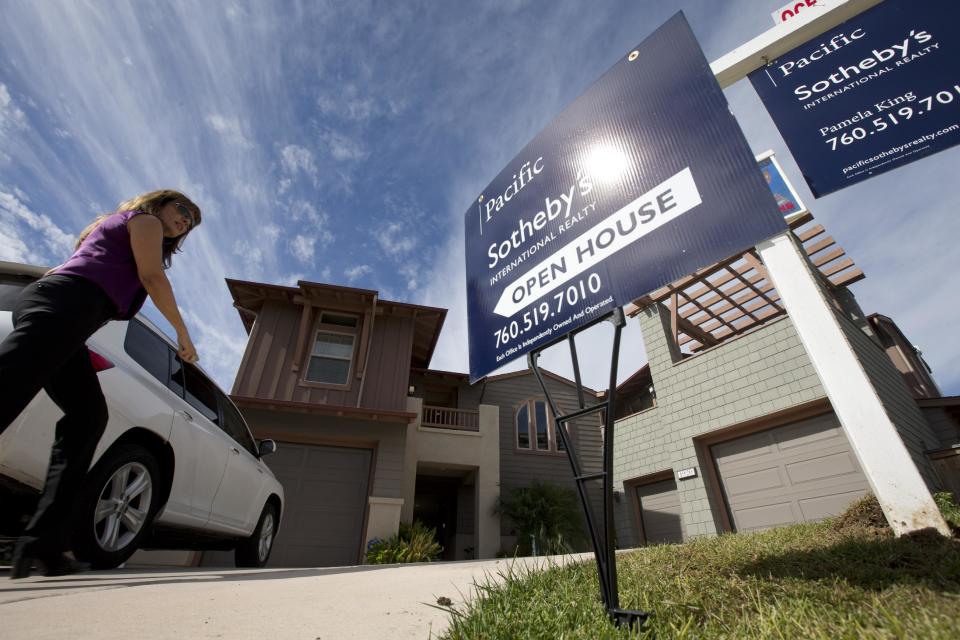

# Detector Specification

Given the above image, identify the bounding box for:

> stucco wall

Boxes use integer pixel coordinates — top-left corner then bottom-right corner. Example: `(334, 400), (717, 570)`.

(401, 398), (501, 559)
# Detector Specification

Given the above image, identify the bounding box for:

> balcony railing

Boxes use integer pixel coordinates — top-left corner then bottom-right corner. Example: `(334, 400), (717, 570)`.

(421, 405), (480, 432)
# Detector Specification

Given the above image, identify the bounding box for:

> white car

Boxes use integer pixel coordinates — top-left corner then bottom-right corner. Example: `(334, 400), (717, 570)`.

(0, 261), (283, 569)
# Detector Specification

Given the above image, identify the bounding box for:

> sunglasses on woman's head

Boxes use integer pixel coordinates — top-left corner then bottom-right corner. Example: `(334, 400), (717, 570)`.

(174, 202), (196, 232)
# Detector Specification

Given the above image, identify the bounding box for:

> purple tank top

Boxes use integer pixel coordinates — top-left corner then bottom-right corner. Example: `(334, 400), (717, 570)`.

(55, 210), (149, 320)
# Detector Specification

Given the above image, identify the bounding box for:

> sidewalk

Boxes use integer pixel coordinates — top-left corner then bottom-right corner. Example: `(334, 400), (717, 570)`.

(0, 554), (590, 639)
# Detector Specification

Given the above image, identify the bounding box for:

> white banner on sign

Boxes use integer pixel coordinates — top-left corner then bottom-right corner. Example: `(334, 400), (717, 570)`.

(493, 167), (702, 317)
(771, 0), (841, 25)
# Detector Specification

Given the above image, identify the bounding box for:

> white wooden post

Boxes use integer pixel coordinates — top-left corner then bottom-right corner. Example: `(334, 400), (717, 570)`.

(709, 0), (883, 88)
(757, 233), (950, 536)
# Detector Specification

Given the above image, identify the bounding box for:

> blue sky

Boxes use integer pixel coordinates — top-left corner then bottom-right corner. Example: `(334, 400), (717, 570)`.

(0, 0), (957, 395)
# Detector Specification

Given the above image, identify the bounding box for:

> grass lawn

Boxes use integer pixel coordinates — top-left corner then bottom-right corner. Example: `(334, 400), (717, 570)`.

(439, 497), (960, 639)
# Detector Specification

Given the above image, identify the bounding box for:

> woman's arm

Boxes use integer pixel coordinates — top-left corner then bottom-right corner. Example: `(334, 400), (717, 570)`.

(128, 214), (199, 363)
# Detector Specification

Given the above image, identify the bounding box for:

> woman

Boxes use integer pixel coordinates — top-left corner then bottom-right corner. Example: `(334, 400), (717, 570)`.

(0, 189), (201, 579)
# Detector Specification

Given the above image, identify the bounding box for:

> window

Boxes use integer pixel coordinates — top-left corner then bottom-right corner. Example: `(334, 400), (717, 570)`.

(304, 331), (355, 385)
(219, 393), (258, 455)
(124, 319), (171, 385)
(515, 399), (565, 453)
(182, 363), (220, 424)
(169, 351), (185, 398)
(517, 404), (530, 448)
(319, 312), (358, 327)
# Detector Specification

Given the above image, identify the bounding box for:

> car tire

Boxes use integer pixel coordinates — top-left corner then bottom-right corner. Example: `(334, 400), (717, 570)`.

(235, 503), (277, 568)
(72, 443), (161, 569)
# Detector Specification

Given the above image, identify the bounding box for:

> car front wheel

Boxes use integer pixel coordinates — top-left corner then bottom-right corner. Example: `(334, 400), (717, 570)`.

(235, 503), (277, 568)
(72, 443), (161, 569)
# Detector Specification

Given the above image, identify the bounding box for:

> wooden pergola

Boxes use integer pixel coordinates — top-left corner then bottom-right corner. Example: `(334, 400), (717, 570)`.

(635, 214), (864, 355)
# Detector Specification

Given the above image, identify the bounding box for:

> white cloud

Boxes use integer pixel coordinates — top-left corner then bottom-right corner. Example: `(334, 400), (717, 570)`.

(290, 234), (315, 264)
(344, 264), (372, 282)
(0, 190), (74, 264)
(180, 308), (248, 392)
(289, 200), (334, 246)
(317, 94), (376, 123)
(231, 239), (265, 274)
(278, 271), (306, 286)
(0, 84), (27, 134)
(262, 223), (282, 242)
(399, 263), (419, 290)
(290, 199), (321, 224)
(322, 130), (368, 162)
(280, 144), (317, 180)
(207, 113), (253, 148)
(375, 221), (416, 256)
(316, 84), (405, 123)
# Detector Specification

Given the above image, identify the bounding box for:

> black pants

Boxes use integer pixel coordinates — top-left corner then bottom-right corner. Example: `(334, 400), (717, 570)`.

(0, 275), (116, 555)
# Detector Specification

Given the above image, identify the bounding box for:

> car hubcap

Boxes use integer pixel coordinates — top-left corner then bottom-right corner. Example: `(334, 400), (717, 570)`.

(94, 462), (152, 552)
(258, 513), (274, 562)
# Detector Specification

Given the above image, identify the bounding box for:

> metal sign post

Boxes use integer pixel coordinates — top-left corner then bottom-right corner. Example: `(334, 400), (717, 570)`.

(527, 307), (648, 628)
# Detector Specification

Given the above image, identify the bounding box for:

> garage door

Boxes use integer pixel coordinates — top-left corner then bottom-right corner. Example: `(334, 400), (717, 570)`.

(266, 443), (372, 567)
(634, 477), (684, 544)
(711, 412), (869, 532)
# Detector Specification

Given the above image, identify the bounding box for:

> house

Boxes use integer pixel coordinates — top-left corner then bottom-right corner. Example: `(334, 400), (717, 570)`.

(195, 278), (606, 567)
(612, 216), (960, 546)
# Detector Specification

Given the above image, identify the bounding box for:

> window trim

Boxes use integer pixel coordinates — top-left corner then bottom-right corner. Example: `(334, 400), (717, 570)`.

(514, 398), (566, 455)
(299, 322), (359, 390)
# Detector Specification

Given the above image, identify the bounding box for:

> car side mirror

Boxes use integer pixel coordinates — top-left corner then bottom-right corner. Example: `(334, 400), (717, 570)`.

(258, 439), (277, 457)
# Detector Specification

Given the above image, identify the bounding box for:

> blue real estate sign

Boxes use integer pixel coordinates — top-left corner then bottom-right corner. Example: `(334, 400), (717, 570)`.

(749, 0), (960, 197)
(464, 13), (787, 382)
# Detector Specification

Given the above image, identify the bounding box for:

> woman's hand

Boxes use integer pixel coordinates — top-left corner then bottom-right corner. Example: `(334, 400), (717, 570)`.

(129, 213), (199, 364)
(178, 331), (199, 363)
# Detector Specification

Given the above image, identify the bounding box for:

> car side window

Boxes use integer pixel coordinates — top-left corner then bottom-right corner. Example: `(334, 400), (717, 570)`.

(219, 394), (258, 456)
(182, 363), (220, 424)
(123, 319), (170, 385)
(169, 352), (185, 398)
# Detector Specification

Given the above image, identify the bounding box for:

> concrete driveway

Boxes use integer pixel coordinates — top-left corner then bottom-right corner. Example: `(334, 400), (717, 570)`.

(0, 554), (589, 639)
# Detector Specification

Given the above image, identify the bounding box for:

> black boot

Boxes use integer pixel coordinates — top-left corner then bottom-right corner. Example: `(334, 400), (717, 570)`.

(39, 553), (90, 577)
(10, 538), (90, 579)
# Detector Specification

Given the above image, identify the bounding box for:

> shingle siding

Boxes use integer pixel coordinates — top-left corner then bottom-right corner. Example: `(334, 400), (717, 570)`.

(921, 407), (960, 448)
(830, 290), (942, 487)
(614, 277), (947, 549)
(614, 305), (827, 547)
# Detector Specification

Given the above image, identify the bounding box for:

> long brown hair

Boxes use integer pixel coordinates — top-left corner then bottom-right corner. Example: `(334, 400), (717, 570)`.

(76, 190), (202, 268)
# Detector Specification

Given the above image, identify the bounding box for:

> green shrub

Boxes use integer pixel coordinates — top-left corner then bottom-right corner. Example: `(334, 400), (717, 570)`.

(933, 491), (960, 530)
(365, 520), (443, 564)
(496, 480), (587, 556)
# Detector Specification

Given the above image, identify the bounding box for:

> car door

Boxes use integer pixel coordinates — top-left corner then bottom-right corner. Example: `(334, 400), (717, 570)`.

(204, 392), (267, 534)
(164, 357), (231, 526)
